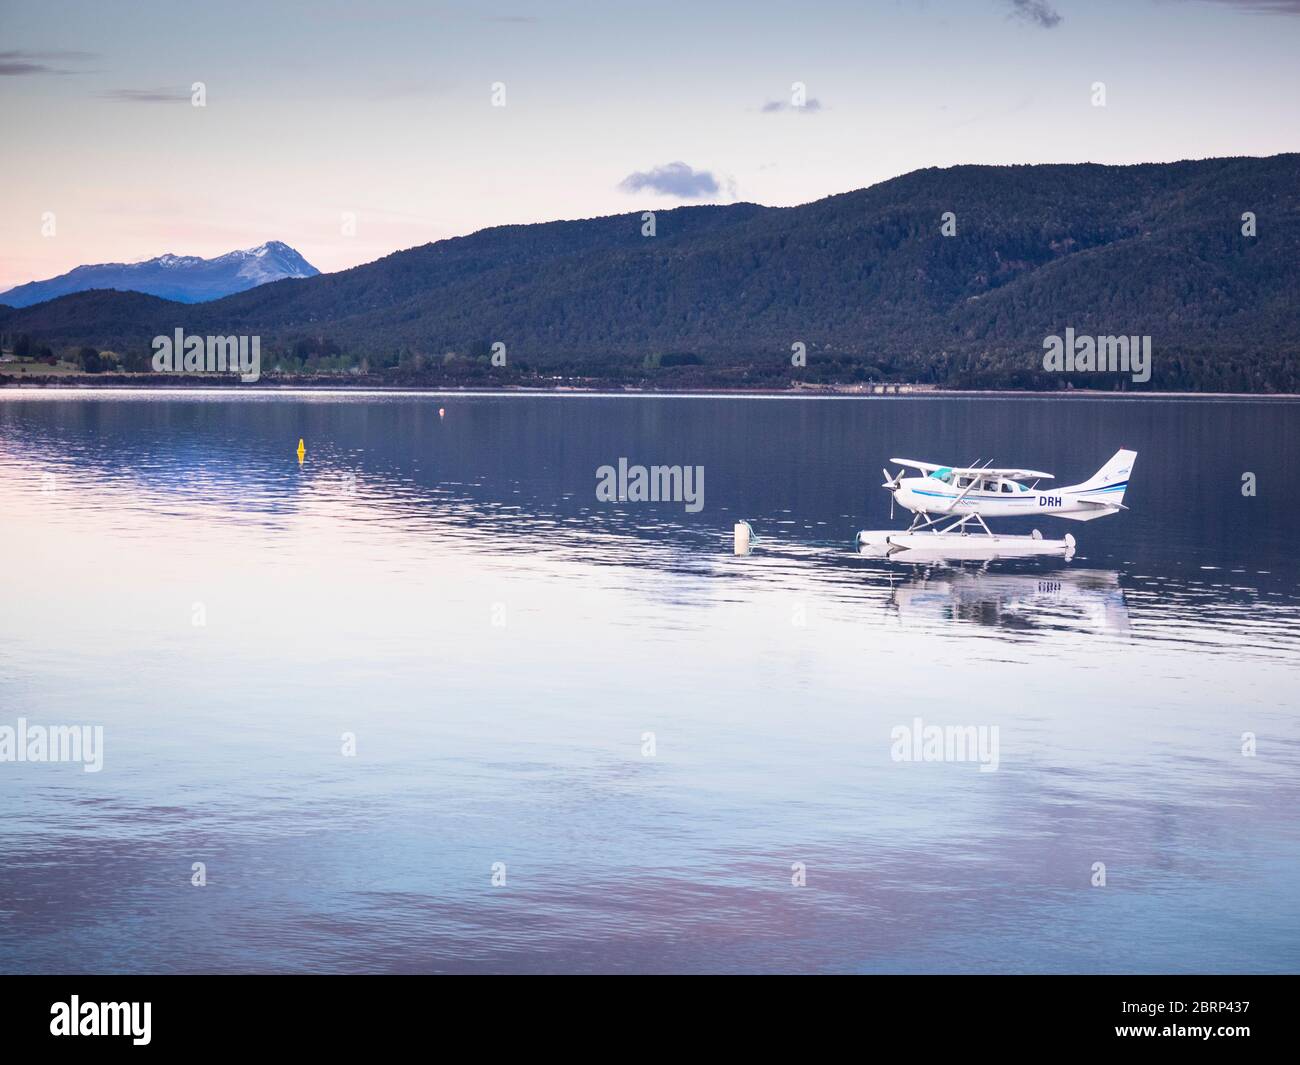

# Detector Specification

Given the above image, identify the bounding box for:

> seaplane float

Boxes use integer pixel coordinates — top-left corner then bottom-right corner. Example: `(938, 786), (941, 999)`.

(856, 449), (1136, 560)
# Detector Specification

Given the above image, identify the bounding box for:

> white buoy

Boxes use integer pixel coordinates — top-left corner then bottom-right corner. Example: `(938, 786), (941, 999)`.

(734, 520), (754, 556)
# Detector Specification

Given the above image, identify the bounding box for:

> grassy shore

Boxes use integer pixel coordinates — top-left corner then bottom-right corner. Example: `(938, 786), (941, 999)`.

(3, 368), (1299, 400)
(0, 358), (88, 377)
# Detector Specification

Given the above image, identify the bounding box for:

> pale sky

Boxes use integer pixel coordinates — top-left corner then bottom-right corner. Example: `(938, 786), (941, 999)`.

(2, 0), (1298, 291)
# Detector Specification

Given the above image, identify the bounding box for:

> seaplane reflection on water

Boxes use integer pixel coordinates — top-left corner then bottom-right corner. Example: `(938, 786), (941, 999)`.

(870, 564), (1133, 636)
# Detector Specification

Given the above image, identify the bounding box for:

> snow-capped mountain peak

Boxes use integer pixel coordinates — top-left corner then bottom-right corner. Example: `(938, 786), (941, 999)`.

(1, 242), (321, 307)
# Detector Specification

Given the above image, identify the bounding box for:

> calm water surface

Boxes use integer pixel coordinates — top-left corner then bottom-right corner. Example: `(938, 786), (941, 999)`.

(1, 390), (1298, 973)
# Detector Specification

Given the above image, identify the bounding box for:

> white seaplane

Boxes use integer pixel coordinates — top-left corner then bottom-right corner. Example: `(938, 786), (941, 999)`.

(857, 449), (1136, 559)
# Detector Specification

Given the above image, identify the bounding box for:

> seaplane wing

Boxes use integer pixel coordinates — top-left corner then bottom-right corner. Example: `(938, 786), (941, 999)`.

(950, 466), (1054, 481)
(888, 458), (946, 474)
(889, 459), (1054, 481)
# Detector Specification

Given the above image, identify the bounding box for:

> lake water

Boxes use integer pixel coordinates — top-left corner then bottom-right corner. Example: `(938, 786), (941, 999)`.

(2, 389), (1298, 974)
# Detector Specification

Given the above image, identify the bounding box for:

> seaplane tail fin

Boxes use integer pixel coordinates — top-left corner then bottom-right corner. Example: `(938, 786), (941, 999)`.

(1066, 449), (1136, 505)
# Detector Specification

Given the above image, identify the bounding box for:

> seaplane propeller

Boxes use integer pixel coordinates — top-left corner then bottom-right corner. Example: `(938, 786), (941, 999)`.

(881, 467), (904, 519)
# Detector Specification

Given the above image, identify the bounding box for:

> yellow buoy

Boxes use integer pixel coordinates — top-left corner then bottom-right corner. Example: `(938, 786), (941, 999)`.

(296, 438), (306, 463)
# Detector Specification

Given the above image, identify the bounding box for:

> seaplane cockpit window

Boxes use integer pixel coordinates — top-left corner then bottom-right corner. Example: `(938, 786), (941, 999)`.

(928, 467), (955, 485)
(1000, 481), (1015, 493)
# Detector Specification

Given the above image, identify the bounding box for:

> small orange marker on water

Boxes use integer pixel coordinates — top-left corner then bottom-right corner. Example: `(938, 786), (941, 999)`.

(296, 438), (306, 463)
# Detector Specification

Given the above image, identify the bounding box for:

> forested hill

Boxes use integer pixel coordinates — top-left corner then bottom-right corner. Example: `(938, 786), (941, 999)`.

(4, 154), (1298, 391)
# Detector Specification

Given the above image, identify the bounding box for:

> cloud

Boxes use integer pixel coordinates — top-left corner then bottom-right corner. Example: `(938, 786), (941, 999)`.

(0, 61), (53, 76)
(98, 87), (192, 103)
(1000, 0), (1300, 23)
(1004, 0), (1063, 27)
(618, 162), (725, 199)
(1185, 0), (1300, 11)
(761, 98), (824, 113)
(0, 49), (96, 76)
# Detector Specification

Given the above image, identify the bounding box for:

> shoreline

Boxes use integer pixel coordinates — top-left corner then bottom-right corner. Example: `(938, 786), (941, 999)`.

(2, 377), (1299, 401)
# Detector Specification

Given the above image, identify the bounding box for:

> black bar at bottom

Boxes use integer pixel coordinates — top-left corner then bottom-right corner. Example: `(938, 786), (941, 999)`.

(0, 974), (1289, 1051)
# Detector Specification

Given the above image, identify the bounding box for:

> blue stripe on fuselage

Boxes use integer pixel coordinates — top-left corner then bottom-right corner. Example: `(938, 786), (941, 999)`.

(911, 480), (1127, 501)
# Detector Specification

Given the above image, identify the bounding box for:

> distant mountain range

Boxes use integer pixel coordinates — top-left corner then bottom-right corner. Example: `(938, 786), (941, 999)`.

(0, 241), (319, 307)
(3, 155), (1298, 391)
